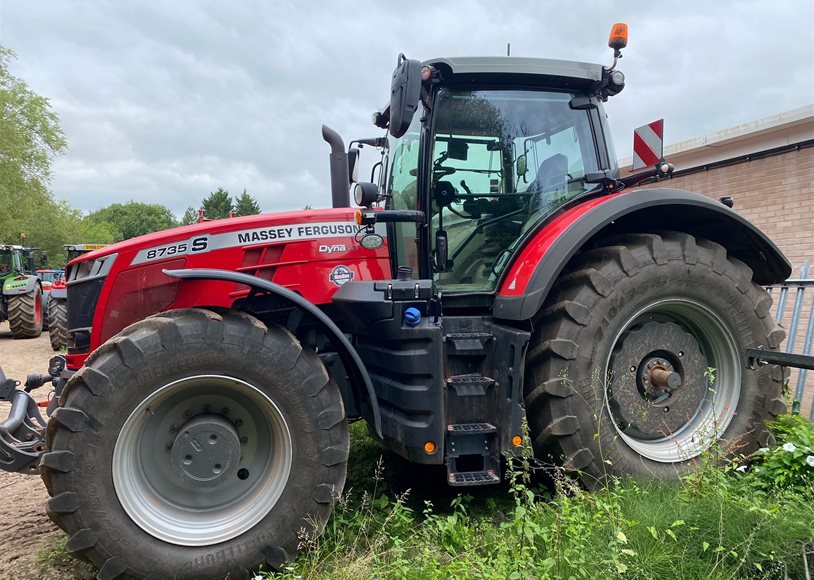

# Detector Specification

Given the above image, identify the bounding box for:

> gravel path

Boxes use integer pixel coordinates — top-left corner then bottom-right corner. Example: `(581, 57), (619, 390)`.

(0, 322), (94, 579)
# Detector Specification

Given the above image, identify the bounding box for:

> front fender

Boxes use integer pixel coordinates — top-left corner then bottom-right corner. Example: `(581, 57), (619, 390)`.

(49, 287), (67, 300)
(494, 188), (791, 321)
(164, 268), (382, 436)
(3, 276), (39, 296)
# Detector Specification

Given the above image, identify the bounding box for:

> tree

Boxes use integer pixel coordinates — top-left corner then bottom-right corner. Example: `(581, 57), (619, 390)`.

(87, 201), (177, 241)
(0, 45), (68, 254)
(202, 187), (233, 220)
(180, 206), (198, 226)
(234, 189), (261, 216)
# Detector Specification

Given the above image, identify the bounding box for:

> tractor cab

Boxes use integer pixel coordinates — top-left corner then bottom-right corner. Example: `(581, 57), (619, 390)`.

(0, 245), (22, 274)
(355, 51), (626, 301)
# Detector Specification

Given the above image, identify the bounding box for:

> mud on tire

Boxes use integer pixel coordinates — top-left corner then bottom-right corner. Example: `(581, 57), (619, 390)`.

(524, 232), (787, 487)
(41, 308), (349, 579)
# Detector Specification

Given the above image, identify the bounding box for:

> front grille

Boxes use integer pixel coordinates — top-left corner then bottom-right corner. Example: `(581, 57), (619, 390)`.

(67, 277), (105, 331)
(66, 253), (117, 354)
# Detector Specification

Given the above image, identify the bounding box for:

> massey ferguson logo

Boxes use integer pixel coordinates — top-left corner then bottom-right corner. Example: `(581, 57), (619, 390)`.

(319, 244), (347, 254)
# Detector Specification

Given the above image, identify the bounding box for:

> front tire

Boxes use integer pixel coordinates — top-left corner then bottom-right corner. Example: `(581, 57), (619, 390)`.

(524, 232), (787, 486)
(8, 285), (44, 338)
(47, 297), (68, 351)
(42, 308), (348, 579)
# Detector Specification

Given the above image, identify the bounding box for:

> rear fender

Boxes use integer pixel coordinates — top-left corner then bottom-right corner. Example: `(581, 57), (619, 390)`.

(494, 188), (791, 321)
(164, 268), (382, 436)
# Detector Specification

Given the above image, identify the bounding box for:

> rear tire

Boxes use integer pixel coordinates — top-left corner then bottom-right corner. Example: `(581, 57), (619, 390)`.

(524, 232), (787, 487)
(8, 285), (44, 338)
(48, 298), (68, 351)
(42, 308), (348, 579)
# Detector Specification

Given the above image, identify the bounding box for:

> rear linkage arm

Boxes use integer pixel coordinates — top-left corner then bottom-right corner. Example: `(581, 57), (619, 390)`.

(0, 356), (65, 474)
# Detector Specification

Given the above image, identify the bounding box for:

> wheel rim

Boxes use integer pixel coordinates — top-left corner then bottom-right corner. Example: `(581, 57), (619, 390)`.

(112, 375), (293, 546)
(605, 299), (741, 463)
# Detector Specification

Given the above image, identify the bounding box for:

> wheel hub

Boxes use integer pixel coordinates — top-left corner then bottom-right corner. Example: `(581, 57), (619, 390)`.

(638, 357), (681, 400)
(170, 414), (241, 487)
(609, 321), (709, 440)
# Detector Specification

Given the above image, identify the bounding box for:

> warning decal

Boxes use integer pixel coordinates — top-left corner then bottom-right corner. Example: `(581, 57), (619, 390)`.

(632, 119), (664, 170)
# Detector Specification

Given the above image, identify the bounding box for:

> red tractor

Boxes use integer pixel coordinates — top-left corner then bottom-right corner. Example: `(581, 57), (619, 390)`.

(0, 27), (793, 579)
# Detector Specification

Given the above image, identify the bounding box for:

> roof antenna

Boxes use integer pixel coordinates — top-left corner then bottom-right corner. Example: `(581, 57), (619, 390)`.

(506, 43), (511, 56)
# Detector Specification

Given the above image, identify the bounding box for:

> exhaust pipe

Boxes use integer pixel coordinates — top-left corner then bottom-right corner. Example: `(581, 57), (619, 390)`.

(322, 125), (350, 208)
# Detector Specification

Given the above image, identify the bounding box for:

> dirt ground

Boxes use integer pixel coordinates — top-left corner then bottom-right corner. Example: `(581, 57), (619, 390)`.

(0, 321), (94, 579)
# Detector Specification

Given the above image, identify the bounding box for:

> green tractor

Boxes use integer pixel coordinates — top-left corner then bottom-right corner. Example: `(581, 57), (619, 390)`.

(0, 244), (48, 339)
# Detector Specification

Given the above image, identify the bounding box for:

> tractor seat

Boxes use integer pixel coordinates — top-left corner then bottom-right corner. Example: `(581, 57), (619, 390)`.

(527, 153), (568, 213)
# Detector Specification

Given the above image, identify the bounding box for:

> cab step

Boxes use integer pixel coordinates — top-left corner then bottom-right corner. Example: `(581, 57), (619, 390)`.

(446, 422), (501, 487)
(445, 332), (494, 355)
(448, 469), (500, 486)
(447, 422), (497, 434)
(445, 374), (495, 397)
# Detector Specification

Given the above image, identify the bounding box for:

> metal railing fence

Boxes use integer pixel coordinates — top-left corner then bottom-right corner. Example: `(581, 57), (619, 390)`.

(766, 261), (814, 420)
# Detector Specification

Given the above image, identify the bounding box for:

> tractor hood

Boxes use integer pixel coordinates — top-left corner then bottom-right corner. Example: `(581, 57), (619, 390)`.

(69, 207), (364, 268)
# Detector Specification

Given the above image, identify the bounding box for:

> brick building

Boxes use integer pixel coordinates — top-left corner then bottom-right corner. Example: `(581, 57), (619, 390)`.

(620, 105), (814, 416)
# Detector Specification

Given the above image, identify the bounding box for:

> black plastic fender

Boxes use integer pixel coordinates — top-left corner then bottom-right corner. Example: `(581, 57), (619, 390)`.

(163, 268), (382, 436)
(493, 188), (792, 321)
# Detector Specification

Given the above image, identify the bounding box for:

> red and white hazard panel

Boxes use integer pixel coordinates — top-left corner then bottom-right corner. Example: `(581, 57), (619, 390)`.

(632, 119), (664, 170)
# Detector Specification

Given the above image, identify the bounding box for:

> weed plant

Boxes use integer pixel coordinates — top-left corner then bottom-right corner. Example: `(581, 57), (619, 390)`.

(267, 420), (814, 580)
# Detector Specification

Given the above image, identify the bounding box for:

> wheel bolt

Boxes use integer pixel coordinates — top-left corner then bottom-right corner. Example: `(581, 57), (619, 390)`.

(678, 351), (684, 358)
(183, 410), (191, 418)
(240, 436), (248, 444)
(169, 424), (177, 433)
(630, 366), (636, 373)
(221, 407), (230, 416)
(203, 404), (211, 412)
(235, 419), (243, 427)
(663, 406), (670, 413)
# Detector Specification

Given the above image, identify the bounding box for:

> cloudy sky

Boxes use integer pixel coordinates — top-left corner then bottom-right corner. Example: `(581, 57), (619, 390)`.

(1, 1), (812, 218)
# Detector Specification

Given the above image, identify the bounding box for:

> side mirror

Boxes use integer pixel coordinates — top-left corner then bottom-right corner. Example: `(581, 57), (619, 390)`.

(516, 155), (527, 179)
(389, 54), (421, 138)
(348, 148), (360, 184)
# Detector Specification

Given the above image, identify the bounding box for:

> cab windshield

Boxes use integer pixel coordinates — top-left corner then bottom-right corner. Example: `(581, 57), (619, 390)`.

(0, 250), (15, 274)
(430, 88), (600, 292)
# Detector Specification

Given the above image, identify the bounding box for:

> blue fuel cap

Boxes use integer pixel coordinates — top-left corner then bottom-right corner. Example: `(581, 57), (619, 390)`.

(404, 307), (421, 327)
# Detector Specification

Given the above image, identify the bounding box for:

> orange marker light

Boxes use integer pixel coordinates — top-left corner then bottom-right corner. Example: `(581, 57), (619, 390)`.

(512, 435), (523, 447)
(424, 441), (437, 454)
(354, 209), (363, 225)
(608, 22), (628, 50)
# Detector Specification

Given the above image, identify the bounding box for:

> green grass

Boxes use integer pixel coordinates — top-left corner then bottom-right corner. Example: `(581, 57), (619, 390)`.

(35, 535), (95, 579)
(266, 422), (814, 580)
(35, 420), (813, 579)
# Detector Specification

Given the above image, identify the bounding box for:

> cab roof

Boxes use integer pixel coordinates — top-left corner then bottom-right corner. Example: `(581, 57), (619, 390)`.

(424, 56), (604, 83)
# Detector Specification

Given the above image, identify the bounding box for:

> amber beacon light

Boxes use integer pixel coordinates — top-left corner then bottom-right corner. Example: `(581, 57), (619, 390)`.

(608, 22), (628, 50)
